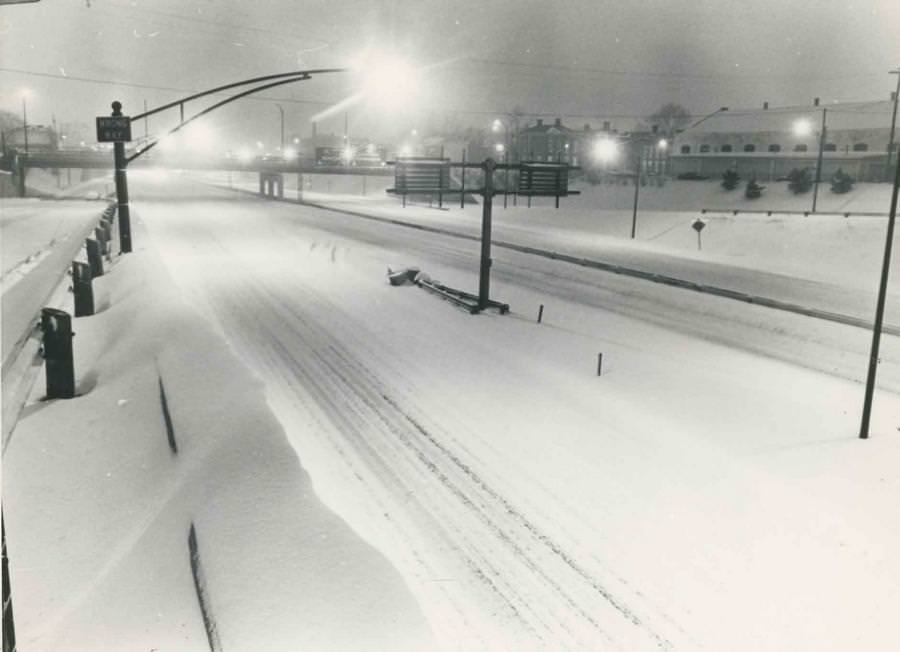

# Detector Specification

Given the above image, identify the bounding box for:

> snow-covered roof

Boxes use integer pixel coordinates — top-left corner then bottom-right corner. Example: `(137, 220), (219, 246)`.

(683, 100), (893, 136)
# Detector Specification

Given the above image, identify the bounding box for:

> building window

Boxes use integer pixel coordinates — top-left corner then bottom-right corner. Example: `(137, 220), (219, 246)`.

(699, 144), (711, 153)
(768, 144), (781, 152)
(852, 143), (868, 152)
(794, 144), (808, 152)
(720, 144), (733, 153)
(824, 143), (837, 152)
(680, 145), (691, 154)
(743, 144), (756, 152)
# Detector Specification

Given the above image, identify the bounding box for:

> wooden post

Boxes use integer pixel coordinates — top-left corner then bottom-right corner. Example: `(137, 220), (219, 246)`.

(537, 304), (544, 323)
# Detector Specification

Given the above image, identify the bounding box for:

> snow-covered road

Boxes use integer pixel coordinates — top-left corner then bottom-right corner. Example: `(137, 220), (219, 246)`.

(135, 177), (899, 651)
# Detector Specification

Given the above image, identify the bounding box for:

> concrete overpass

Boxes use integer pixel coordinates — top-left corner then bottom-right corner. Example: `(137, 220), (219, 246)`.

(2, 149), (392, 197)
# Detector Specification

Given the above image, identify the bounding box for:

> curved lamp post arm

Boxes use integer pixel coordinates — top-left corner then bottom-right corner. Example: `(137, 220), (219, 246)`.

(126, 73), (321, 163)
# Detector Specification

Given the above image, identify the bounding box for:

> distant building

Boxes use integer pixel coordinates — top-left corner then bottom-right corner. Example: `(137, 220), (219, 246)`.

(669, 99), (895, 182)
(2, 125), (58, 153)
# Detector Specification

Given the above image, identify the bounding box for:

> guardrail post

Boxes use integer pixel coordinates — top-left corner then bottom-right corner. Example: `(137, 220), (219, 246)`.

(40, 308), (75, 399)
(72, 261), (94, 317)
(85, 238), (104, 277)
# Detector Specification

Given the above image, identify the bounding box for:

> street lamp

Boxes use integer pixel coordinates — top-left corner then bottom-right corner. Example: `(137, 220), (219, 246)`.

(859, 120), (900, 438)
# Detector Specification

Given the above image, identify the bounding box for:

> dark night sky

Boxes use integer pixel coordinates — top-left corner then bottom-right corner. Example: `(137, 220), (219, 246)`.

(1, 0), (898, 147)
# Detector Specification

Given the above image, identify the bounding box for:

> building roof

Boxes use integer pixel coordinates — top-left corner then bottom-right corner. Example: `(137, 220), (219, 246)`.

(682, 100), (893, 136)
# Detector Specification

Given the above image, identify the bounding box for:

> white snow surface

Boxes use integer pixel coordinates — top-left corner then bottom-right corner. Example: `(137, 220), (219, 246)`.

(2, 219), (436, 651)
(4, 174), (900, 651)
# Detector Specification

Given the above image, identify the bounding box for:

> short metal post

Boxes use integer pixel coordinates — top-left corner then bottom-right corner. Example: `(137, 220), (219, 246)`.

(111, 102), (132, 253)
(41, 308), (75, 399)
(72, 261), (94, 317)
(537, 304), (544, 323)
(597, 353), (603, 376)
(86, 238), (104, 277)
(478, 158), (495, 310)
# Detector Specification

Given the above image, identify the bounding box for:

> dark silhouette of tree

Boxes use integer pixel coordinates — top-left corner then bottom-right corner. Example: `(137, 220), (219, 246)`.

(721, 168), (741, 190)
(788, 167), (813, 194)
(831, 167), (854, 194)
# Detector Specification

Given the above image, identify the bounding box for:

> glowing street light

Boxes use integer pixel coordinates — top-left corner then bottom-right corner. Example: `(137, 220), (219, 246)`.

(792, 118), (814, 138)
(657, 138), (668, 150)
(283, 146), (298, 161)
(360, 54), (421, 111)
(492, 119), (503, 133)
(495, 143), (505, 154)
(593, 137), (620, 163)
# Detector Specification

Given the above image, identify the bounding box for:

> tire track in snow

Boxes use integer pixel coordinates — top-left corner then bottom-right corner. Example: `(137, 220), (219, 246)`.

(206, 255), (666, 649)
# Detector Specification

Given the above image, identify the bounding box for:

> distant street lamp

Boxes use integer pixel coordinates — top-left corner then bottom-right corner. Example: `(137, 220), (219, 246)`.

(20, 89), (31, 155)
(276, 104), (285, 151)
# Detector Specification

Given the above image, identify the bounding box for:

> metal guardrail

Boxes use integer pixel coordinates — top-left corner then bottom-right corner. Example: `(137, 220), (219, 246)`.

(285, 196), (900, 336)
(701, 207), (888, 217)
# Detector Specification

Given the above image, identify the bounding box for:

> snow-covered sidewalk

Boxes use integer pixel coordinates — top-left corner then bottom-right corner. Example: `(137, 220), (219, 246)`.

(2, 220), (435, 651)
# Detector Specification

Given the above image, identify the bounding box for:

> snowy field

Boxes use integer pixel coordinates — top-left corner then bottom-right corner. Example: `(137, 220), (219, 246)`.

(4, 173), (900, 650)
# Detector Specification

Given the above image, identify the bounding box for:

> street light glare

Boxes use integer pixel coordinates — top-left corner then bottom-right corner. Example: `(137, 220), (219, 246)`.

(657, 139), (668, 150)
(793, 119), (813, 137)
(362, 54), (420, 111)
(593, 138), (620, 163)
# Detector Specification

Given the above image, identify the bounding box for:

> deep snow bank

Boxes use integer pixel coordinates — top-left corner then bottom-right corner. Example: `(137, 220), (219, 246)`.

(2, 220), (435, 651)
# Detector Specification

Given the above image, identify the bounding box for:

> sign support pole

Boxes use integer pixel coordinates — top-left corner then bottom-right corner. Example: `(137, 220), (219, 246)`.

(111, 101), (133, 254)
(478, 158), (495, 310)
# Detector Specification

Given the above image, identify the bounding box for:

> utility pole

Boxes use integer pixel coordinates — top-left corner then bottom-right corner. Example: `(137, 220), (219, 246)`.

(886, 68), (900, 181)
(812, 107), (827, 213)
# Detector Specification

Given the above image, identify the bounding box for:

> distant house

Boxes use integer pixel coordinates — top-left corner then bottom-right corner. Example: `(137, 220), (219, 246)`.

(515, 118), (578, 163)
(670, 99), (895, 181)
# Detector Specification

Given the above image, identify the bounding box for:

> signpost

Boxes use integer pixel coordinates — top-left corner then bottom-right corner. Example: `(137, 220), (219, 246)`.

(692, 218), (706, 250)
(388, 157), (579, 313)
(95, 115), (132, 143)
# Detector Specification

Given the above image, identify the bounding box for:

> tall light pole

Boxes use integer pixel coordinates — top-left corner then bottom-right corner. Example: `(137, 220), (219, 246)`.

(859, 124), (900, 439)
(812, 107), (827, 213)
(276, 104), (285, 151)
(886, 68), (900, 181)
(20, 92), (29, 155)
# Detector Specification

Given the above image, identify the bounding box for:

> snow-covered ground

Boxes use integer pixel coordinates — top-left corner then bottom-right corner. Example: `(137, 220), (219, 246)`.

(4, 174), (899, 650)
(2, 216), (436, 652)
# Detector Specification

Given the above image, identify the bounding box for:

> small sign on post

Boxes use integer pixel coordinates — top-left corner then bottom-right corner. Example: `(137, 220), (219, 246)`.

(96, 116), (132, 143)
(692, 218), (706, 250)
